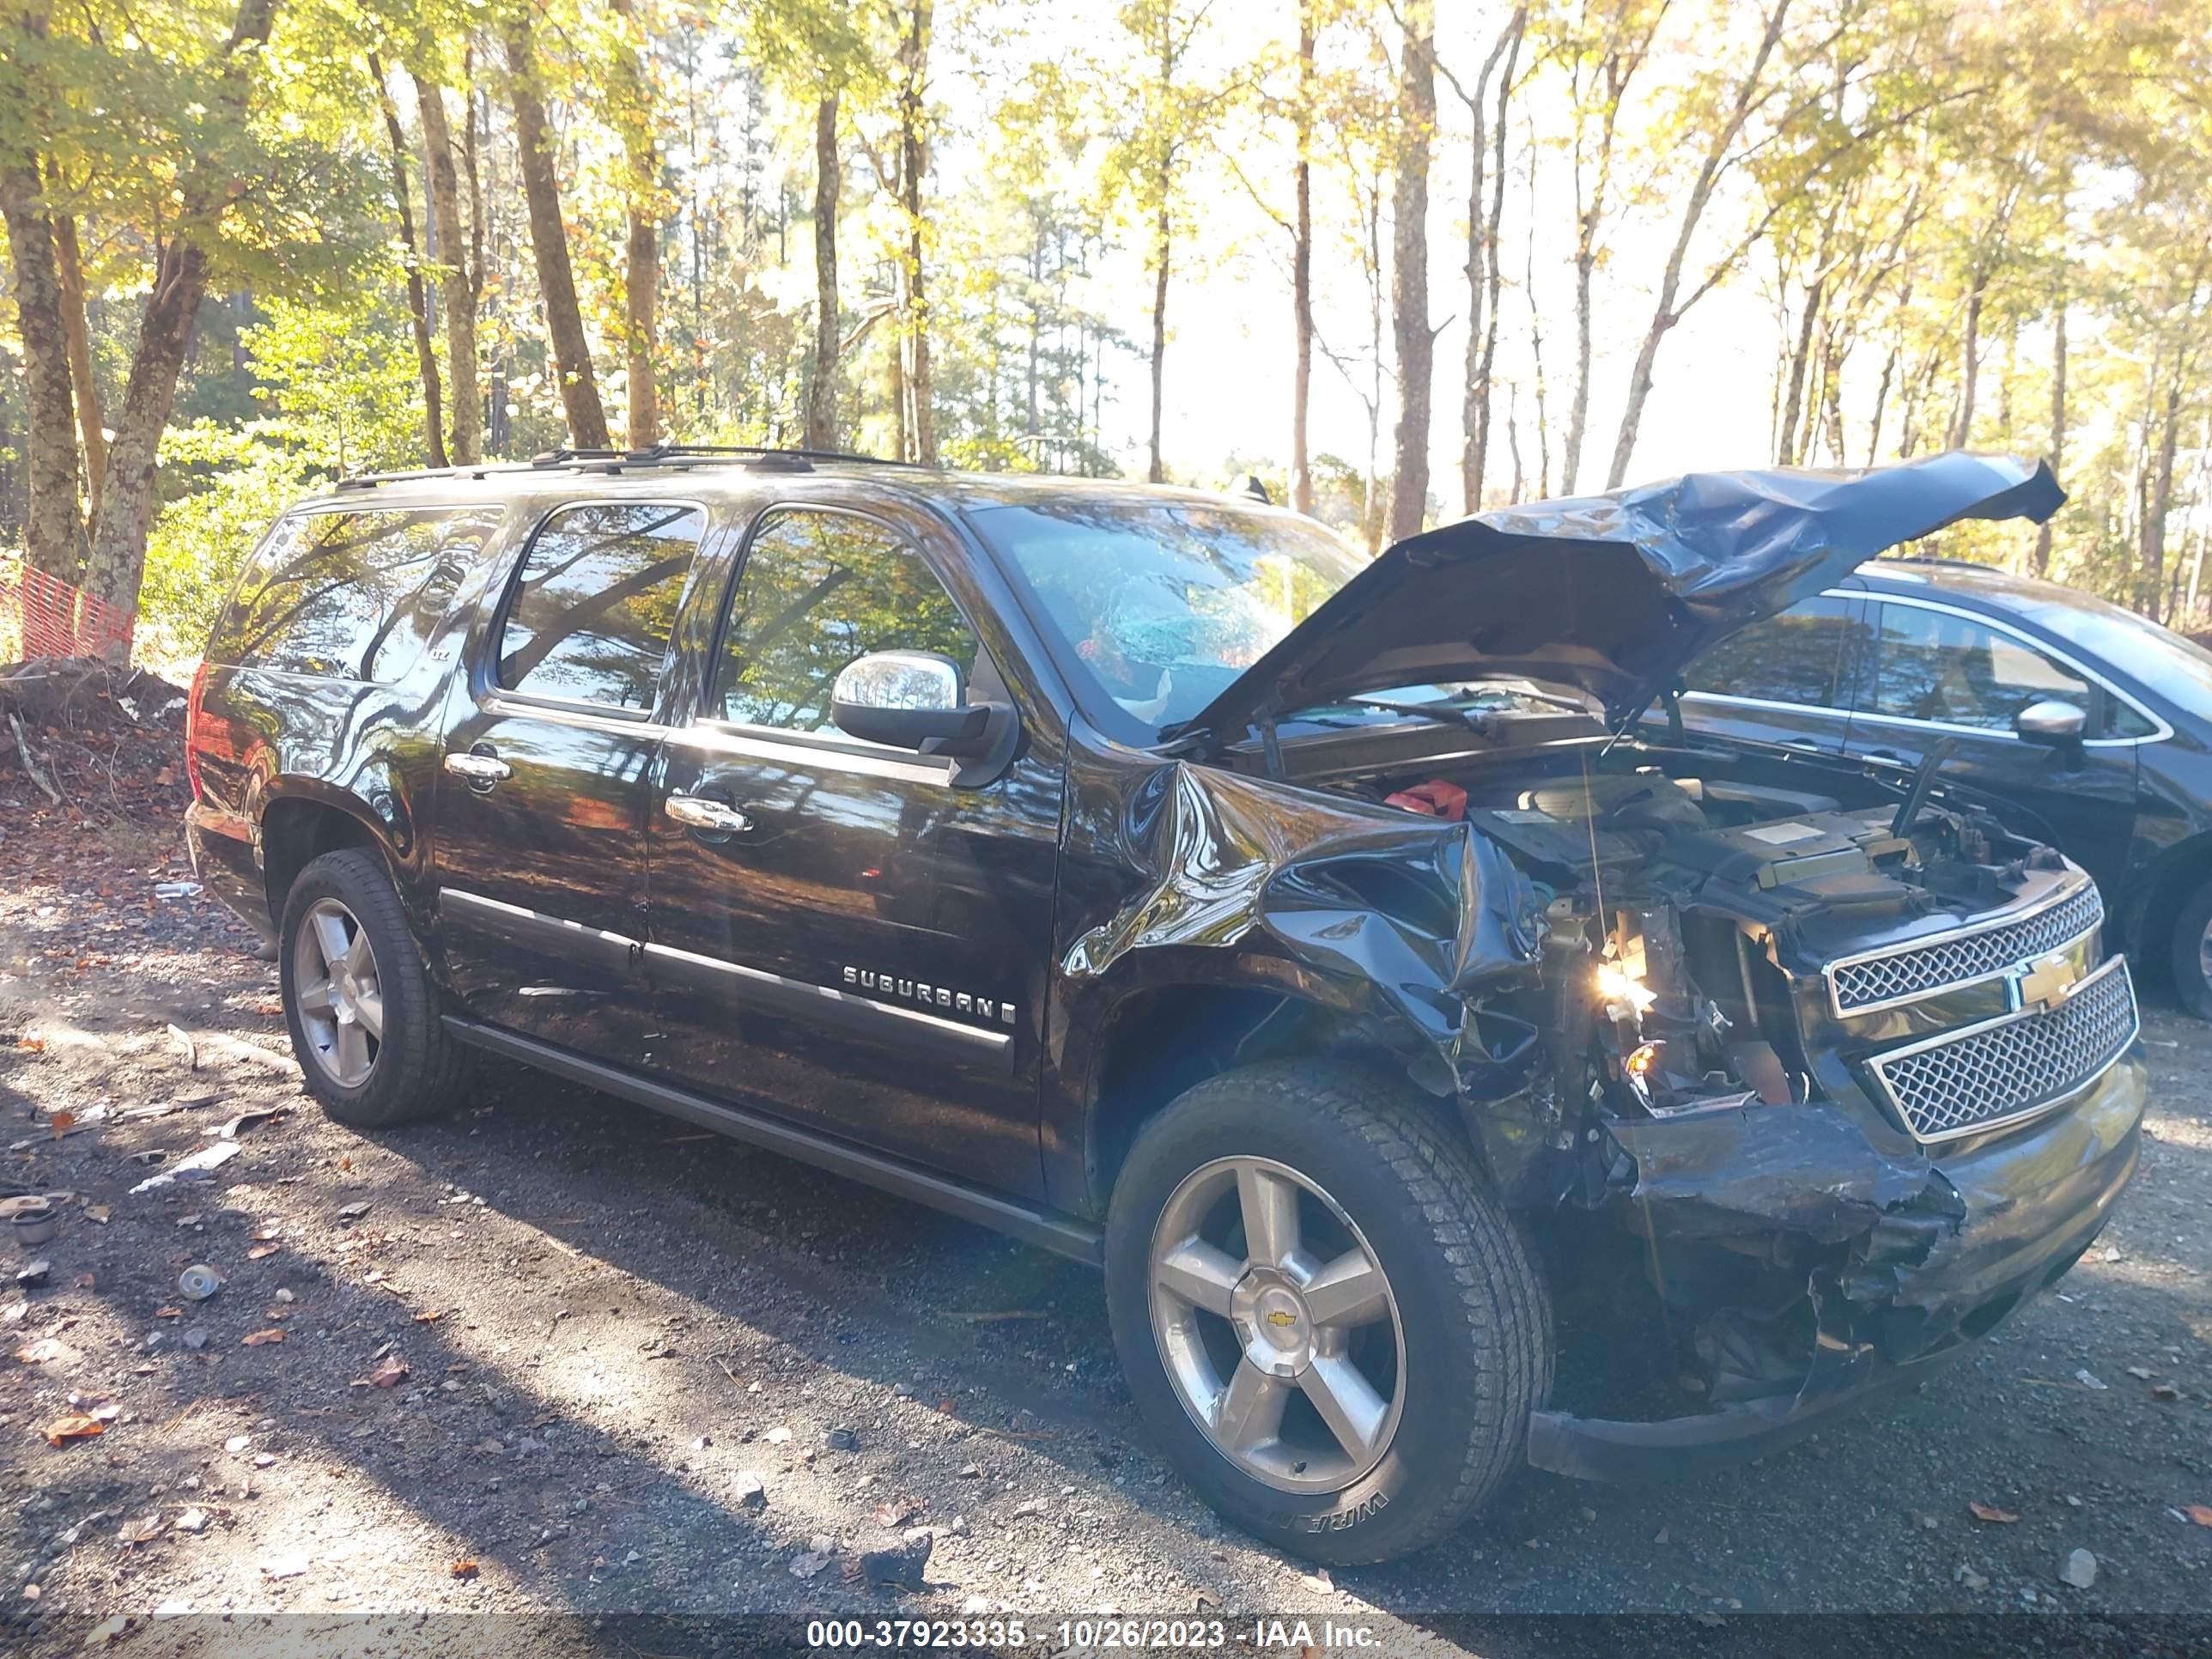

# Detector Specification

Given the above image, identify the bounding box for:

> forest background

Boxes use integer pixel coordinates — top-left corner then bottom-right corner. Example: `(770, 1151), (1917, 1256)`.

(1, 0), (2208, 659)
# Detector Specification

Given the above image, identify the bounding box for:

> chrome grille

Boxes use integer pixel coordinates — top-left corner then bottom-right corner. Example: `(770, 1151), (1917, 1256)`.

(1863, 956), (2136, 1144)
(1827, 882), (2104, 1015)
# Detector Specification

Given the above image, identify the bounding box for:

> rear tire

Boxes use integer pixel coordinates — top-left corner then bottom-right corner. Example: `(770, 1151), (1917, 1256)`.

(1104, 1060), (1551, 1565)
(2168, 875), (2212, 1021)
(278, 848), (471, 1127)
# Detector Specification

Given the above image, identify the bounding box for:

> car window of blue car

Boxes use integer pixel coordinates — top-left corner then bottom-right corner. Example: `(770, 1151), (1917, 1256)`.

(1864, 603), (2089, 732)
(2008, 592), (2211, 734)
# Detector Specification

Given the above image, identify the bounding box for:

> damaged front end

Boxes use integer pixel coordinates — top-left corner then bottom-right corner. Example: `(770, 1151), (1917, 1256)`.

(1065, 453), (2145, 1476)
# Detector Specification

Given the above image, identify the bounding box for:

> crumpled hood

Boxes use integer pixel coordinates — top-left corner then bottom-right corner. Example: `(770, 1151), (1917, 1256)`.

(1180, 452), (2063, 745)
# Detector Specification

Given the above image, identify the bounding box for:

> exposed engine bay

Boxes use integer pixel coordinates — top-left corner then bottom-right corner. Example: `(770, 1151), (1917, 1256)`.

(1327, 738), (2050, 1103)
(1294, 732), (2100, 1418)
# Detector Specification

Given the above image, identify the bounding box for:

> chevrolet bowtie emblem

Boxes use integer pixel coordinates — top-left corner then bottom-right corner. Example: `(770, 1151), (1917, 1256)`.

(2016, 951), (2082, 1012)
(1265, 1310), (1299, 1329)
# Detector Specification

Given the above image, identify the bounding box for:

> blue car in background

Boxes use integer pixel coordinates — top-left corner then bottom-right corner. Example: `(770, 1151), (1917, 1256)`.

(1673, 556), (2212, 1015)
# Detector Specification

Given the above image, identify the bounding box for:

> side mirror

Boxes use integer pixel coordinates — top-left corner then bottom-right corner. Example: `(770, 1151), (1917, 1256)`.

(830, 651), (1019, 786)
(2014, 699), (2087, 747)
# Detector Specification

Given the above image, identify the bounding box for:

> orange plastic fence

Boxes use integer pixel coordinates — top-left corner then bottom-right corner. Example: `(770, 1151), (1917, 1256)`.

(3, 564), (135, 660)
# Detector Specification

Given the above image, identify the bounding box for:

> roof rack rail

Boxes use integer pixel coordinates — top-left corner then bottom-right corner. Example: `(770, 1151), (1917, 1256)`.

(333, 442), (915, 490)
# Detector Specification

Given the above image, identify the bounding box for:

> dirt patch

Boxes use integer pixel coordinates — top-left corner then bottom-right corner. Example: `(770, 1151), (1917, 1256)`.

(2, 716), (2209, 1654)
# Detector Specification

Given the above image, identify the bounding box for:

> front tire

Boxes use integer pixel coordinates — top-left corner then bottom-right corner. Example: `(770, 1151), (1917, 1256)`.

(1104, 1061), (1551, 1565)
(2169, 875), (2212, 1021)
(278, 848), (471, 1127)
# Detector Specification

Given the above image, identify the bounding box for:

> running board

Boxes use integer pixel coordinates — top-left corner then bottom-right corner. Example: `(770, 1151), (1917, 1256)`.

(441, 1016), (1103, 1266)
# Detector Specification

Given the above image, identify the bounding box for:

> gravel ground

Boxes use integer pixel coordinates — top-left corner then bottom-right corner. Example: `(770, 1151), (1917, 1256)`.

(3, 799), (2209, 1656)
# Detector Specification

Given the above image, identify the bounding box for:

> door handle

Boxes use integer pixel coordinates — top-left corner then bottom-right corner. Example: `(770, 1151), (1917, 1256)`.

(1784, 737), (1825, 750)
(444, 750), (512, 785)
(665, 794), (754, 835)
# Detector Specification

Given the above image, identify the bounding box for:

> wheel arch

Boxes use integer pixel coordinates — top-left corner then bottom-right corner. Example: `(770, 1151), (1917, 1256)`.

(1076, 959), (1460, 1216)
(259, 784), (408, 927)
(2124, 831), (2212, 990)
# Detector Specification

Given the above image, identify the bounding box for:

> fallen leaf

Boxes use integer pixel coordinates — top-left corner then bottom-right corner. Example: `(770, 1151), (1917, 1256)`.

(241, 1328), (284, 1346)
(155, 1307), (181, 1318)
(14, 1338), (71, 1365)
(85, 1205), (111, 1224)
(2152, 1382), (2182, 1402)
(413, 1310), (442, 1323)
(47, 1110), (73, 1136)
(370, 1358), (409, 1388)
(15, 1036), (44, 1053)
(247, 1245), (279, 1260)
(449, 1560), (479, 1578)
(43, 1413), (105, 1446)
(1969, 1503), (2020, 1524)
(872, 1495), (922, 1528)
(123, 1514), (167, 1545)
(2189, 1504), (2212, 1528)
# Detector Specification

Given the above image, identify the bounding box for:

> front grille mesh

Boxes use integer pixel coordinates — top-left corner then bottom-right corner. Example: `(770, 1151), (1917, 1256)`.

(1829, 882), (2104, 1013)
(1864, 957), (2136, 1143)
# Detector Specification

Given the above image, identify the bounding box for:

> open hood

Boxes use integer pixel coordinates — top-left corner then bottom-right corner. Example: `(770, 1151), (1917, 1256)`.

(1177, 453), (2063, 750)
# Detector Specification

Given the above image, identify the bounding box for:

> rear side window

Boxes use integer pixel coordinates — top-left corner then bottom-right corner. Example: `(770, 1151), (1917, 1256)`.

(497, 502), (704, 711)
(1682, 594), (1860, 708)
(212, 507), (505, 681)
(714, 508), (979, 731)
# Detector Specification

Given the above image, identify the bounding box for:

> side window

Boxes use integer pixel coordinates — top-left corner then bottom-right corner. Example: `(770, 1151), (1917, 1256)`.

(1864, 603), (2090, 732)
(1682, 595), (1858, 708)
(498, 502), (704, 711)
(714, 509), (980, 732)
(214, 508), (504, 682)
(2108, 697), (2156, 739)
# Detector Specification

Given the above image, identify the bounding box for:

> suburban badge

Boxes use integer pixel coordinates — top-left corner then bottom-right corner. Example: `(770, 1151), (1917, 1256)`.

(842, 965), (1018, 1026)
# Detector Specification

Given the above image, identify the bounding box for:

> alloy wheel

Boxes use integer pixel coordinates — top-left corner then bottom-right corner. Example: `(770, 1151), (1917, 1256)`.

(292, 897), (384, 1088)
(1147, 1156), (1406, 1493)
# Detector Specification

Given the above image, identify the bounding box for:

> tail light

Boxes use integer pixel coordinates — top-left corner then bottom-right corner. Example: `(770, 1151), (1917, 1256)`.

(184, 659), (209, 802)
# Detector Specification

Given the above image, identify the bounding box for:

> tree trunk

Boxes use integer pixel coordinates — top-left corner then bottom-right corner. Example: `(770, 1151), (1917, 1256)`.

(1523, 149), (1550, 496)
(1148, 197), (1170, 485)
(1387, 0), (1435, 542)
(2031, 296), (2064, 579)
(503, 16), (611, 450)
(1458, 6), (1522, 515)
(415, 74), (482, 465)
(52, 212), (105, 511)
(895, 0), (936, 465)
(0, 158), (87, 586)
(1948, 274), (1985, 450)
(80, 0), (280, 621)
(371, 52), (447, 470)
(82, 240), (206, 612)
(2142, 376), (2181, 623)
(1776, 267), (1824, 465)
(609, 0), (659, 450)
(805, 93), (840, 450)
(1290, 0), (1314, 514)
(1607, 0), (1792, 489)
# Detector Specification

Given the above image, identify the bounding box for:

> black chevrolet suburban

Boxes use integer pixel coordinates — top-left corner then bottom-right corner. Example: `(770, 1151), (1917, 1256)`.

(185, 447), (2146, 1564)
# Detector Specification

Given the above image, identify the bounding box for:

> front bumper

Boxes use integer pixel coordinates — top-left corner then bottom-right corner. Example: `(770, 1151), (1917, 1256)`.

(1526, 1050), (2146, 1481)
